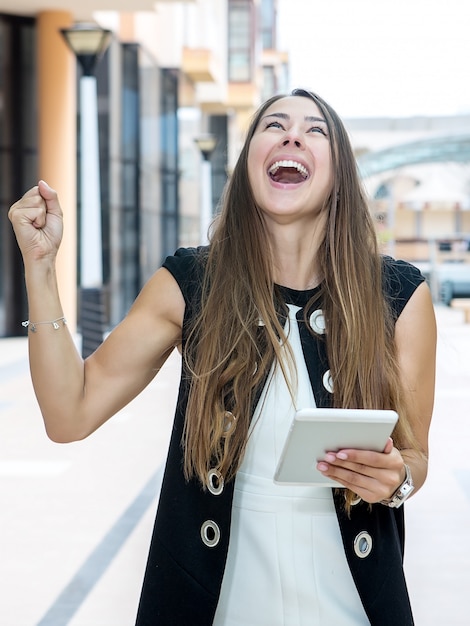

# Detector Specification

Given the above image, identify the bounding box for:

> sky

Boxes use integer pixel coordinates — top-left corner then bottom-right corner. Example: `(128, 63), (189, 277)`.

(277, 0), (470, 119)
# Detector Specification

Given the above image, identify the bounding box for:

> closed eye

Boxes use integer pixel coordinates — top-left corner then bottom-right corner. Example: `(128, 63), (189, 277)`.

(265, 120), (285, 130)
(308, 125), (328, 136)
(265, 120), (327, 136)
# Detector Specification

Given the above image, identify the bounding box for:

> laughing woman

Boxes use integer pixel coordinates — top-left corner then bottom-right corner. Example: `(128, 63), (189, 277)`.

(9, 89), (436, 625)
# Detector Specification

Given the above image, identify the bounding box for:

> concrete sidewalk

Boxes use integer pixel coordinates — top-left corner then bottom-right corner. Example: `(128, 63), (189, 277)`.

(0, 304), (469, 625)
(405, 305), (470, 624)
(0, 337), (180, 626)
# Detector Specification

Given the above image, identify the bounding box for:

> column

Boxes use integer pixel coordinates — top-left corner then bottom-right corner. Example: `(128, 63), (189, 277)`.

(37, 10), (77, 332)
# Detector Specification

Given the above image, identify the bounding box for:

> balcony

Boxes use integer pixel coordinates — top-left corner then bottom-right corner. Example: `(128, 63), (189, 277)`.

(182, 46), (218, 83)
(227, 82), (259, 109)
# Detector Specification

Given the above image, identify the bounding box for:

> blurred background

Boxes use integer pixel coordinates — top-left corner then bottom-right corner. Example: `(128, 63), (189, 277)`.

(1, 0), (470, 339)
(1, 2), (470, 624)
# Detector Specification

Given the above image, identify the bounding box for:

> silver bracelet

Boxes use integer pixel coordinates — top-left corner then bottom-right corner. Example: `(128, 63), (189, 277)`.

(22, 317), (67, 333)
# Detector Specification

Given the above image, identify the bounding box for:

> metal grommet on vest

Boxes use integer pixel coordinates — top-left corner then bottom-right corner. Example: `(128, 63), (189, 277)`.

(200, 520), (221, 548)
(207, 469), (224, 496)
(309, 309), (326, 334)
(354, 531), (373, 558)
(322, 369), (334, 394)
(222, 411), (237, 436)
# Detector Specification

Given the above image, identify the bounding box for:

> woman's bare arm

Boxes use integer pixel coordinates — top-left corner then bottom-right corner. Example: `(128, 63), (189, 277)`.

(9, 181), (184, 442)
(316, 281), (437, 502)
(393, 280), (437, 491)
(29, 268), (183, 442)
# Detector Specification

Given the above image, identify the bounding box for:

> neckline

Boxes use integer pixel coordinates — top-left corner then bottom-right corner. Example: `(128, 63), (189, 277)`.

(276, 283), (322, 307)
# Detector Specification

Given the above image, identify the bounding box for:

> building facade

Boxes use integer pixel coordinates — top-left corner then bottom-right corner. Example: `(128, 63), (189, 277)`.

(348, 115), (470, 259)
(0, 0), (288, 336)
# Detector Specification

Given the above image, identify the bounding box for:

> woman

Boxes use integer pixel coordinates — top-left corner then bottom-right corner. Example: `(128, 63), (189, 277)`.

(9, 89), (436, 625)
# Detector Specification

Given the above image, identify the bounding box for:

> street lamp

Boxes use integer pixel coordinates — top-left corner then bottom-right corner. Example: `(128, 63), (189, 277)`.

(60, 23), (112, 357)
(194, 134), (217, 244)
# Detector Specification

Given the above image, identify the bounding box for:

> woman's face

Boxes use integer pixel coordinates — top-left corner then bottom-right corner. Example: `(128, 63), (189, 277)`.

(247, 96), (333, 228)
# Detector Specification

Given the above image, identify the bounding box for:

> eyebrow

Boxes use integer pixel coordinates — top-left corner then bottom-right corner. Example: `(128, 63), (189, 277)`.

(262, 112), (327, 123)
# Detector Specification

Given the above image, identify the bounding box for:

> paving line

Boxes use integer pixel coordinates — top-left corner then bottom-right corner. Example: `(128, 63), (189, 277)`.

(36, 466), (164, 626)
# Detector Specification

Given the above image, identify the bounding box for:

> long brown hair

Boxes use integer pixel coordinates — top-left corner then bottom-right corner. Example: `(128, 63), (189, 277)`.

(183, 89), (419, 503)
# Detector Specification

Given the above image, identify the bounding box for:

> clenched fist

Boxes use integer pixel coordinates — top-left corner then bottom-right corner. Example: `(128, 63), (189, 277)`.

(8, 180), (63, 265)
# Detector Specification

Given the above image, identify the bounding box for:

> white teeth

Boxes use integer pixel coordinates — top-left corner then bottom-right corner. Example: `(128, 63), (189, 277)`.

(268, 160), (309, 178)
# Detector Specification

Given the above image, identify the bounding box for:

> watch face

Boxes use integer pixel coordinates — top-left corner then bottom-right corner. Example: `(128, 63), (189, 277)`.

(381, 465), (414, 508)
(401, 483), (414, 497)
(393, 481), (414, 507)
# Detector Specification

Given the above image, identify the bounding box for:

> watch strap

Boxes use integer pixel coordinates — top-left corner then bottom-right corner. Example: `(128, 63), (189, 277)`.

(380, 463), (414, 508)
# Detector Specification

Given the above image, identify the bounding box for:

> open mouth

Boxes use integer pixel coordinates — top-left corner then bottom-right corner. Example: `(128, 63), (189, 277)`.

(268, 159), (310, 184)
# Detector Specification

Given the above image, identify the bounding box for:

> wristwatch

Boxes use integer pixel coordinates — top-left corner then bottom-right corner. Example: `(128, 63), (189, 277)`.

(380, 464), (414, 508)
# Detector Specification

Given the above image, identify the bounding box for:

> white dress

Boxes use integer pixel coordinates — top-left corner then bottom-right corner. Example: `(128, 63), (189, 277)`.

(213, 304), (369, 625)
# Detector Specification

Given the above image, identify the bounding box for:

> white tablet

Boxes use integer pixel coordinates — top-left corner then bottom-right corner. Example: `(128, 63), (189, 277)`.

(274, 408), (398, 487)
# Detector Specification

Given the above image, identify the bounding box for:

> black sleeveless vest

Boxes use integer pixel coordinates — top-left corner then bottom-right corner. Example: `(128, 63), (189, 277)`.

(135, 248), (424, 625)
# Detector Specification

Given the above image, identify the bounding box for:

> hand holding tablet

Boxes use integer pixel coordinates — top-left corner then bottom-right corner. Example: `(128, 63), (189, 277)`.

(274, 408), (398, 487)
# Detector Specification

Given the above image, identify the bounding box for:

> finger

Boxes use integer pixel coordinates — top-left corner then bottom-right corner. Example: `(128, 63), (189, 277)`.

(331, 448), (399, 469)
(317, 463), (392, 503)
(325, 455), (405, 496)
(9, 186), (39, 217)
(35, 180), (62, 225)
(317, 463), (376, 494)
(20, 185), (41, 200)
(318, 455), (372, 482)
(8, 195), (47, 229)
(38, 180), (60, 211)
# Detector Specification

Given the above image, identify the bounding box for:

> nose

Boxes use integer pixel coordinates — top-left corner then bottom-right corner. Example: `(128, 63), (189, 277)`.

(282, 138), (302, 148)
(281, 127), (304, 149)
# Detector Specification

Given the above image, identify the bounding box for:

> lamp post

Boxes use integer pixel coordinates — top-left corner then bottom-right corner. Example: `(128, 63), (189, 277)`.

(60, 23), (112, 357)
(194, 134), (217, 244)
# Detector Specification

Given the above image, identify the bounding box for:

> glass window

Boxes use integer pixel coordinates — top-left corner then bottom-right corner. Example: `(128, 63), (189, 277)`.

(260, 0), (276, 50)
(139, 51), (161, 281)
(0, 15), (36, 336)
(261, 65), (276, 101)
(96, 48), (111, 290)
(119, 44), (140, 318)
(228, 0), (253, 82)
(208, 114), (229, 215)
(160, 68), (179, 260)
